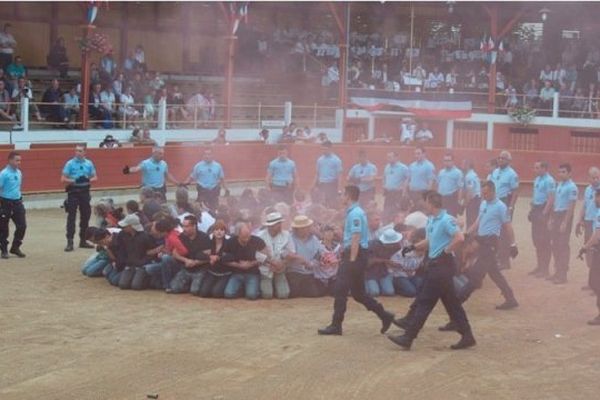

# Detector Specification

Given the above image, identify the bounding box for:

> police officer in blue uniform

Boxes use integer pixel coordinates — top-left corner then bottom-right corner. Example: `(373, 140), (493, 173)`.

(576, 167), (599, 278)
(313, 141), (342, 208)
(123, 147), (179, 197)
(61, 145), (97, 252)
(462, 159), (481, 230)
(579, 189), (600, 325)
(548, 163), (578, 284)
(382, 150), (409, 223)
(267, 145), (297, 204)
(347, 149), (377, 208)
(528, 161), (555, 278)
(437, 153), (464, 217)
(408, 146), (435, 207)
(0, 151), (26, 258)
(185, 147), (227, 211)
(318, 185), (395, 336)
(388, 190), (475, 350)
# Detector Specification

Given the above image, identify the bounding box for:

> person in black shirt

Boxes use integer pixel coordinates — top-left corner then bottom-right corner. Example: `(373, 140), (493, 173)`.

(198, 219), (232, 298)
(169, 215), (211, 295)
(223, 222), (267, 300)
(116, 214), (158, 290)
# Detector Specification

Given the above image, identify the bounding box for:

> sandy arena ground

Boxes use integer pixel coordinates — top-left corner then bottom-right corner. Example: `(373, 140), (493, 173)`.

(1, 198), (599, 400)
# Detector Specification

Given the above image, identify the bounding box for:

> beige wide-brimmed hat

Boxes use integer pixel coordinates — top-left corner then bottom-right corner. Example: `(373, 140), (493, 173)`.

(291, 215), (314, 229)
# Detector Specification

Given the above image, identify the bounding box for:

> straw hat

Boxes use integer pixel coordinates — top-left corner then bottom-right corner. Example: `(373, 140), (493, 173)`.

(264, 212), (284, 227)
(291, 215), (314, 229)
(379, 228), (403, 245)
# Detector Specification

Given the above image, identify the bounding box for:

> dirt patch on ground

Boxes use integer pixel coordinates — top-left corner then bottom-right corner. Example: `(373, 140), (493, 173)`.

(1, 200), (599, 400)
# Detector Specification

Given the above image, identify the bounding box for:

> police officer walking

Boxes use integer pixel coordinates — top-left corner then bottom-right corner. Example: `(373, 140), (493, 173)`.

(318, 185), (395, 336)
(382, 150), (409, 223)
(576, 166), (600, 280)
(387, 191), (475, 350)
(528, 161), (555, 278)
(407, 146), (435, 208)
(548, 163), (578, 284)
(123, 146), (179, 197)
(185, 147), (226, 211)
(61, 145), (97, 252)
(313, 141), (342, 208)
(579, 189), (600, 325)
(347, 149), (377, 207)
(437, 153), (464, 217)
(462, 159), (481, 229)
(0, 151), (26, 258)
(267, 145), (297, 204)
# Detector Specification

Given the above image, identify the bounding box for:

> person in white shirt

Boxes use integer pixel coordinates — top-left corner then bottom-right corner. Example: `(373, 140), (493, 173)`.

(400, 119), (416, 144)
(445, 67), (458, 90)
(0, 23), (16, 71)
(413, 63), (427, 81)
(415, 122), (433, 143)
(185, 90), (210, 122)
(99, 87), (116, 116)
(134, 45), (146, 72)
(539, 64), (553, 82)
(427, 66), (444, 90)
(119, 86), (140, 124)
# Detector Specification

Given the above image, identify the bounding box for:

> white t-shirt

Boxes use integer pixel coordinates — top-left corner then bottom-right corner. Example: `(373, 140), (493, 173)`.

(0, 32), (16, 54)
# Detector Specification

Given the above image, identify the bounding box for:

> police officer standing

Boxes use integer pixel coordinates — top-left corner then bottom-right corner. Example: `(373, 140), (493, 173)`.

(579, 189), (600, 325)
(576, 167), (600, 279)
(318, 185), (395, 336)
(382, 150), (409, 223)
(267, 145), (297, 204)
(313, 141), (342, 208)
(436, 153), (464, 217)
(462, 159), (481, 229)
(61, 145), (97, 252)
(0, 151), (26, 258)
(490, 150), (519, 270)
(548, 163), (578, 284)
(528, 161), (555, 278)
(407, 146), (435, 207)
(387, 191), (475, 350)
(123, 146), (179, 197)
(347, 149), (377, 207)
(185, 147), (227, 211)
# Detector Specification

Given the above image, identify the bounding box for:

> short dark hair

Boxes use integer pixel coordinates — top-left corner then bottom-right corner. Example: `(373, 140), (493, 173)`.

(482, 180), (496, 192)
(558, 163), (572, 173)
(155, 217), (179, 233)
(537, 161), (549, 169)
(126, 200), (140, 213)
(8, 151), (20, 160)
(277, 145), (287, 152)
(345, 185), (360, 201)
(183, 214), (198, 226)
(425, 191), (443, 208)
(322, 140), (332, 148)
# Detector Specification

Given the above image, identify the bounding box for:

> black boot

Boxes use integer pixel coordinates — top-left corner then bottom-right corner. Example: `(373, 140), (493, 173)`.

(9, 247), (25, 258)
(79, 240), (94, 249)
(380, 311), (395, 334)
(64, 239), (74, 252)
(393, 316), (410, 330)
(450, 332), (477, 350)
(496, 297), (519, 310)
(318, 324), (342, 336)
(1, 249), (8, 259)
(387, 333), (413, 350)
(438, 320), (458, 332)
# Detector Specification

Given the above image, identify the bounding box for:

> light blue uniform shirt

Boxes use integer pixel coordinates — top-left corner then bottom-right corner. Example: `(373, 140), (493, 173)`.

(316, 153), (342, 183)
(62, 157), (96, 188)
(348, 162), (377, 192)
(583, 184), (600, 221)
(490, 166), (519, 199)
(477, 198), (510, 237)
(553, 179), (578, 212)
(139, 158), (168, 188)
(383, 162), (409, 191)
(437, 166), (464, 196)
(0, 166), (22, 200)
(343, 202), (369, 249)
(268, 157), (296, 187)
(532, 173), (556, 206)
(426, 210), (459, 258)
(409, 159), (435, 191)
(192, 160), (224, 189)
(594, 207), (600, 231)
(464, 169), (481, 198)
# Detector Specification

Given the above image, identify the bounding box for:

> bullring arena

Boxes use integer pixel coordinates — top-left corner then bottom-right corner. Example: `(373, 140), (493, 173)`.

(1, 1), (600, 400)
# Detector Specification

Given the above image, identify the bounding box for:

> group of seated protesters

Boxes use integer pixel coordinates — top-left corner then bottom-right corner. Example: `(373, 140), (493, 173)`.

(79, 184), (452, 301)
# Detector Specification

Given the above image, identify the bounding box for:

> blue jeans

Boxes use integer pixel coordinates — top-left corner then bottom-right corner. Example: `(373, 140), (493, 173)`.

(104, 265), (121, 286)
(393, 276), (424, 298)
(224, 272), (260, 300)
(365, 274), (395, 297)
(145, 255), (181, 289)
(81, 254), (111, 277)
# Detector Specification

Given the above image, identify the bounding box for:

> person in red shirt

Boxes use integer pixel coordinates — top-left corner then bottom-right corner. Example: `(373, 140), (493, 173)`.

(143, 217), (187, 290)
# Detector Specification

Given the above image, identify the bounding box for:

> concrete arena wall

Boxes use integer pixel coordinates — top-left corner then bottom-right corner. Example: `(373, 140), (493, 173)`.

(6, 143), (598, 194)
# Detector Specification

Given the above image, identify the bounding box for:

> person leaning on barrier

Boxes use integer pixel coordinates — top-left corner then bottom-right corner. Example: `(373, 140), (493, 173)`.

(61, 145), (97, 252)
(0, 151), (26, 258)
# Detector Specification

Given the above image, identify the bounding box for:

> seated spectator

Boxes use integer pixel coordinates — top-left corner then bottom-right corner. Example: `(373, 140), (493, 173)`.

(445, 66), (458, 90)
(558, 82), (573, 114)
(99, 134), (120, 148)
(47, 37), (69, 78)
(476, 67), (488, 90)
(89, 83), (113, 128)
(0, 23), (17, 71)
(141, 128), (157, 146)
(286, 215), (322, 298)
(198, 220), (232, 298)
(186, 89), (210, 123)
(426, 66), (444, 90)
(41, 79), (68, 124)
(100, 85), (116, 116)
(100, 51), (117, 83)
(313, 225), (340, 295)
(496, 71), (506, 91)
(257, 212), (293, 299)
(6, 55), (26, 79)
(223, 222), (266, 300)
(387, 227), (425, 297)
(415, 122), (433, 143)
(63, 86), (79, 125)
(315, 132), (329, 145)
(167, 84), (187, 127)
(119, 86), (140, 126)
(539, 80), (555, 111)
(148, 71), (165, 92)
(169, 214), (211, 295)
(523, 79), (539, 108)
(212, 127), (229, 145)
(0, 80), (16, 123)
(90, 62), (101, 85)
(134, 44), (146, 72)
(504, 83), (518, 111)
(400, 118), (415, 144)
(365, 228), (399, 297)
(539, 64), (553, 82)
(11, 77), (42, 122)
(123, 51), (135, 77)
(112, 72), (125, 99)
(571, 87), (587, 117)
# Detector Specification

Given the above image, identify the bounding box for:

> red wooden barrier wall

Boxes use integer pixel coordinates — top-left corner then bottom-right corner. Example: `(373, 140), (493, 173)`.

(3, 143), (598, 194)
